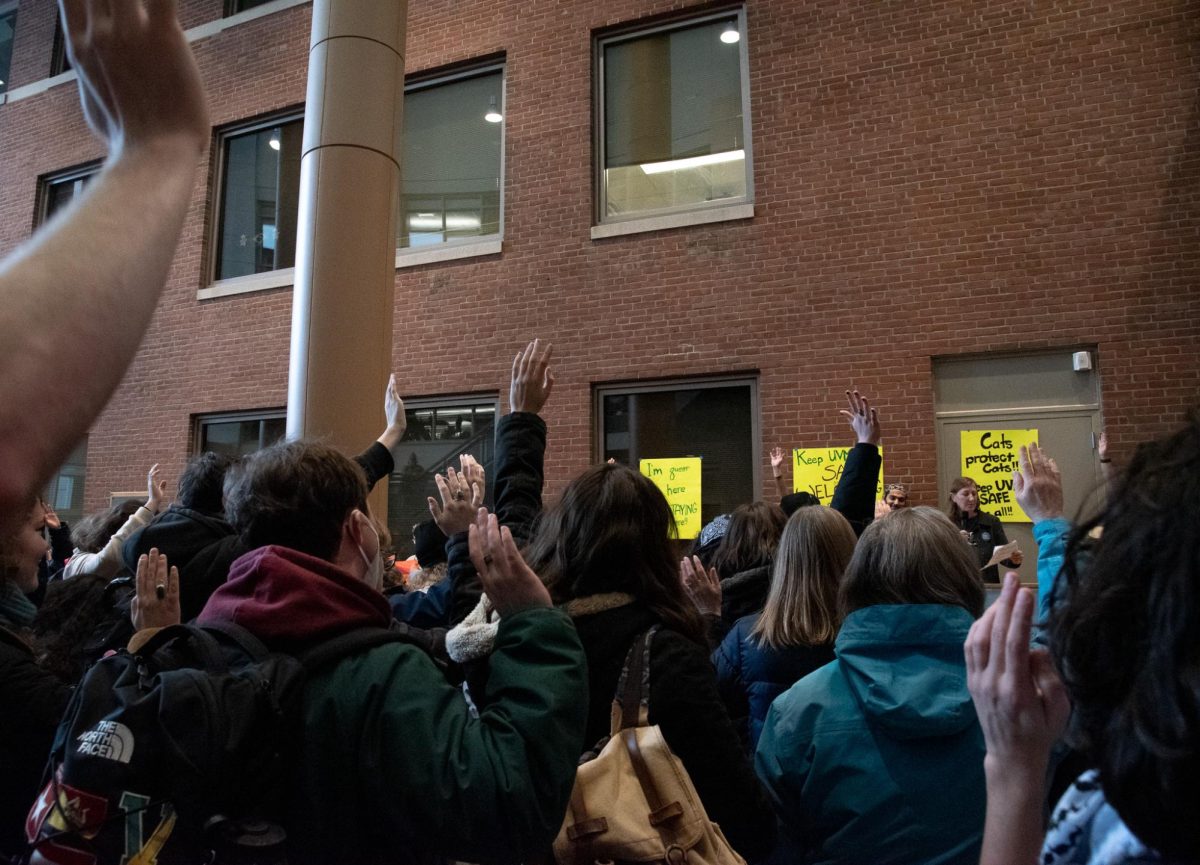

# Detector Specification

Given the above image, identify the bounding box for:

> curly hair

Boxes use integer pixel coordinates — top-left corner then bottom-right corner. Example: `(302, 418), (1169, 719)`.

(1048, 413), (1200, 860)
(223, 440), (368, 561)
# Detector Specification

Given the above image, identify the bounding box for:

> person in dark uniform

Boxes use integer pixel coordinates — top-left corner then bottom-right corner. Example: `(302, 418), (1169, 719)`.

(947, 476), (1023, 582)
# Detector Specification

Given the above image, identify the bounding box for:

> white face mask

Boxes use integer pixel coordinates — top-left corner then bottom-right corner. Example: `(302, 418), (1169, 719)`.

(356, 520), (384, 591)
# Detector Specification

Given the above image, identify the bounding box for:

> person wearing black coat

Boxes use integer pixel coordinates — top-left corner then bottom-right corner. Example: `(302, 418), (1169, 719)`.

(444, 341), (776, 862)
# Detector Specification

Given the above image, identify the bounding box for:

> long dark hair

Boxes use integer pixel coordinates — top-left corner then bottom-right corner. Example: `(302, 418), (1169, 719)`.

(711, 501), (787, 579)
(1048, 413), (1200, 860)
(523, 463), (705, 645)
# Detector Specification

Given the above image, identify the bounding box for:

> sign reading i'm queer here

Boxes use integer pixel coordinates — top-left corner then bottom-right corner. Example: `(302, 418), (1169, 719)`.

(792, 447), (884, 506)
(959, 429), (1039, 522)
(640, 458), (702, 539)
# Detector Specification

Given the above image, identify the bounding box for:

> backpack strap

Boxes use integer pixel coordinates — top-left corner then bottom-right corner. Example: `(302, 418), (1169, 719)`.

(132, 623), (229, 671)
(609, 626), (657, 736)
(201, 619), (272, 661)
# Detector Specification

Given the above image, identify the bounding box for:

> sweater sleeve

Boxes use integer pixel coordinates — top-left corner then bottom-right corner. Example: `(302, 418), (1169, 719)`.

(492, 412), (546, 547)
(63, 505), (154, 580)
(650, 630), (776, 861)
(1032, 517), (1072, 627)
(830, 443), (881, 537)
(352, 441), (395, 492)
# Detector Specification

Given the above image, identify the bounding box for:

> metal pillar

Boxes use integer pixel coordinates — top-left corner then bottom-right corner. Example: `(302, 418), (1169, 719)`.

(288, 0), (407, 517)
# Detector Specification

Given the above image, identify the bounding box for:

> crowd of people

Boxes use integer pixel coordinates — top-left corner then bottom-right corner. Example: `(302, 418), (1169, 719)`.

(1, 2), (1197, 864)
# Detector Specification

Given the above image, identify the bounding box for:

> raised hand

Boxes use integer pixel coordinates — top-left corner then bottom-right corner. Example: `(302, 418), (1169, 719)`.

(1013, 443), (1064, 523)
(965, 572), (1071, 774)
(770, 446), (785, 471)
(59, 0), (209, 156)
(428, 465), (484, 536)
(509, 338), (555, 415)
(459, 453), (486, 501)
(680, 555), (722, 617)
(468, 509), (552, 616)
(146, 463), (168, 512)
(840, 389), (881, 446)
(131, 547), (181, 631)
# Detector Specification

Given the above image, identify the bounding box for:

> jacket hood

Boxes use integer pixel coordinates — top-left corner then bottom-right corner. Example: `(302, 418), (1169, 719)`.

(834, 604), (977, 740)
(197, 545), (391, 650)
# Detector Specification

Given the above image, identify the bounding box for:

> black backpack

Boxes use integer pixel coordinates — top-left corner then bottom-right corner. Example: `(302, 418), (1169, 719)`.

(21, 619), (438, 865)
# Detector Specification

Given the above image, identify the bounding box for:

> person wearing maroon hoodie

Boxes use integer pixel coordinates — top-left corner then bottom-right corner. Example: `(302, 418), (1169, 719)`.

(195, 439), (588, 865)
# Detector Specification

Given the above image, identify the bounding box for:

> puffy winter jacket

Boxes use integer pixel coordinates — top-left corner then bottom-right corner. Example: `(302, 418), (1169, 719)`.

(755, 604), (985, 865)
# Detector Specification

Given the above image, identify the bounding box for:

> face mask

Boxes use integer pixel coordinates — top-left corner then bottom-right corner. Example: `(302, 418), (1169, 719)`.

(357, 520), (384, 591)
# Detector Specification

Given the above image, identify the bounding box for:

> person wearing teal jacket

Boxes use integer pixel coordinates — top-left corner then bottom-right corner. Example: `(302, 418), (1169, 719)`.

(755, 507), (987, 865)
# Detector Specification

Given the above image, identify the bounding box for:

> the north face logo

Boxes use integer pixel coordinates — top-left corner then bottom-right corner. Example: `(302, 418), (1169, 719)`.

(76, 720), (134, 763)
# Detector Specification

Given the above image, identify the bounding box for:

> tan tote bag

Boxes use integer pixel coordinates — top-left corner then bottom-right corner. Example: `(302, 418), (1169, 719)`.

(552, 626), (748, 865)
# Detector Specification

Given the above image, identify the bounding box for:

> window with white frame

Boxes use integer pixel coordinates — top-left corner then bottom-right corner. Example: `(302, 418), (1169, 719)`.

(596, 377), (759, 527)
(596, 10), (752, 223)
(213, 115), (303, 281)
(398, 65), (504, 250)
(386, 398), (497, 557)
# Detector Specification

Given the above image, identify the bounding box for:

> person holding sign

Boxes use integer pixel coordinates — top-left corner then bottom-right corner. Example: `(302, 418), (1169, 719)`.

(948, 476), (1023, 582)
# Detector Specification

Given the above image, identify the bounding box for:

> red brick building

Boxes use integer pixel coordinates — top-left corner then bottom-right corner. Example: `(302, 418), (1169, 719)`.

(1, 0), (1196, 557)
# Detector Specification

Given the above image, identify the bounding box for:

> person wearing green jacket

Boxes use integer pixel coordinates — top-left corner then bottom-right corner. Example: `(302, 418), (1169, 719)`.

(755, 506), (987, 865)
(196, 439), (589, 865)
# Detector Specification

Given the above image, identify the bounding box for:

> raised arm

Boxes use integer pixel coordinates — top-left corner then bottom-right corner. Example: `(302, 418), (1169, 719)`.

(830, 389), (883, 536)
(965, 573), (1071, 865)
(0, 0), (209, 528)
(770, 446), (788, 499)
(495, 339), (554, 545)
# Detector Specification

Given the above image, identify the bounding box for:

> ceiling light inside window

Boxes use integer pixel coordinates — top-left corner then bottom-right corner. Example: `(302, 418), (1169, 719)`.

(640, 149), (745, 175)
(268, 130), (281, 151)
(720, 23), (740, 44)
(484, 96), (503, 124)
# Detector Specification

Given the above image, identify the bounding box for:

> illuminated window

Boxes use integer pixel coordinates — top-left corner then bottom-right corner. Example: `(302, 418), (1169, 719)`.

(398, 65), (503, 249)
(597, 10), (752, 222)
(213, 115), (303, 281)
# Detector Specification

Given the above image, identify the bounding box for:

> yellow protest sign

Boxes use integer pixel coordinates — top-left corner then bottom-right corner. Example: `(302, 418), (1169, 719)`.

(959, 429), (1039, 522)
(792, 447), (884, 506)
(640, 457), (702, 539)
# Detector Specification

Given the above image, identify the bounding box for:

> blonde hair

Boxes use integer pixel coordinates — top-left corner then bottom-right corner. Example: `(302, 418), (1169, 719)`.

(839, 506), (984, 618)
(751, 506), (857, 649)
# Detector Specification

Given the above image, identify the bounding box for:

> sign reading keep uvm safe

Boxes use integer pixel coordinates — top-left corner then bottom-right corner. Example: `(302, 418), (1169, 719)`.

(792, 447), (884, 506)
(959, 429), (1039, 522)
(640, 458), (702, 539)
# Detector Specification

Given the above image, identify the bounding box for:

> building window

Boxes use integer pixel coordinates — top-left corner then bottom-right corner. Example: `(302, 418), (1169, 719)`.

(44, 437), (88, 529)
(213, 115), (303, 281)
(196, 411), (287, 458)
(39, 165), (99, 223)
(596, 10), (752, 222)
(596, 378), (758, 528)
(50, 14), (70, 76)
(225, 0), (276, 15)
(0, 6), (17, 95)
(399, 66), (504, 250)
(387, 398), (497, 557)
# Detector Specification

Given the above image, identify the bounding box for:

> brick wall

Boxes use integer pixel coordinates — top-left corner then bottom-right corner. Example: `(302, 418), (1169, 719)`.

(0, 0), (1196, 515)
